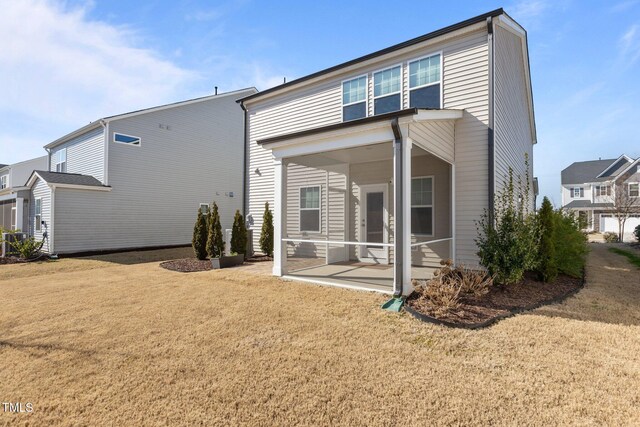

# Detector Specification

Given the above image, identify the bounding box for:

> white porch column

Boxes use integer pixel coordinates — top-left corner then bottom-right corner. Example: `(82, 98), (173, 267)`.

(451, 164), (457, 264)
(272, 158), (287, 276)
(402, 137), (413, 294)
(15, 197), (24, 231)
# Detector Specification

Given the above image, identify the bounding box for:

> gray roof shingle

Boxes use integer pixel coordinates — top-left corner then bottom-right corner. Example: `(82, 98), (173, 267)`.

(561, 159), (618, 185)
(31, 170), (107, 187)
(563, 200), (614, 209)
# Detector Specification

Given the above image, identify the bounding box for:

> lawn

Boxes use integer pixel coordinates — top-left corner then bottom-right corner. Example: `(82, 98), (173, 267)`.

(609, 246), (640, 268)
(1, 244), (639, 426)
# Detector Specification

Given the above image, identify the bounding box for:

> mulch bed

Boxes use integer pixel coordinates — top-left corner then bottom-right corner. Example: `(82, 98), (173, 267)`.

(405, 272), (584, 329)
(0, 257), (25, 265)
(160, 255), (272, 273)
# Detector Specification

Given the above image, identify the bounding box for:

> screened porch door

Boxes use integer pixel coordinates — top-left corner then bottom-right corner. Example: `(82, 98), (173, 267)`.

(359, 184), (388, 263)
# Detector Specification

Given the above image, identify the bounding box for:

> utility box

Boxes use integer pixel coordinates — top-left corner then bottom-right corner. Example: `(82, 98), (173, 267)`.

(1, 232), (27, 257)
(224, 229), (254, 257)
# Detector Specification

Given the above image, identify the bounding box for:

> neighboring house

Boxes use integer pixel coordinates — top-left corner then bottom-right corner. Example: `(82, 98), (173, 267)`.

(561, 154), (640, 236)
(24, 88), (256, 254)
(0, 156), (48, 231)
(239, 9), (536, 295)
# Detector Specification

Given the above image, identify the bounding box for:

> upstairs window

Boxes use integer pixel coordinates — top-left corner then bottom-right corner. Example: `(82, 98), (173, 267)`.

(373, 65), (401, 115)
(342, 76), (367, 121)
(35, 198), (42, 232)
(595, 185), (611, 197)
(572, 187), (584, 198)
(409, 53), (441, 109)
(411, 177), (434, 235)
(114, 133), (141, 146)
(299, 186), (321, 233)
(629, 183), (639, 197)
(54, 148), (67, 173)
(199, 203), (209, 214)
(0, 175), (7, 189)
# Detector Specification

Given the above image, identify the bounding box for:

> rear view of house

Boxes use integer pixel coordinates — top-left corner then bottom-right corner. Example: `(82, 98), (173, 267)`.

(0, 156), (48, 232)
(25, 88), (256, 254)
(240, 9), (536, 295)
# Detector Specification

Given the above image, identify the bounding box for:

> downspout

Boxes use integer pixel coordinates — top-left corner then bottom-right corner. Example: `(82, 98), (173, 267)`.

(239, 101), (248, 219)
(487, 16), (495, 222)
(391, 118), (403, 298)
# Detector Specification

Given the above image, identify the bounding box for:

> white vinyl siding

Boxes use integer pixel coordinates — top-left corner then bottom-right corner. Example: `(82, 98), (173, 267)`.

(50, 89), (255, 254)
(50, 127), (105, 183)
(245, 27), (489, 264)
(493, 25), (534, 211)
(29, 178), (51, 253)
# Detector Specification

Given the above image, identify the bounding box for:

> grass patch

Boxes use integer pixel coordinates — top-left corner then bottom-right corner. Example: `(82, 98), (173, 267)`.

(608, 247), (640, 268)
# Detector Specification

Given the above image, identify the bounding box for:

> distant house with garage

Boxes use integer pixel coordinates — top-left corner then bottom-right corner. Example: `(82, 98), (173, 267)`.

(0, 156), (48, 231)
(24, 88), (256, 254)
(561, 154), (640, 237)
(238, 9), (537, 295)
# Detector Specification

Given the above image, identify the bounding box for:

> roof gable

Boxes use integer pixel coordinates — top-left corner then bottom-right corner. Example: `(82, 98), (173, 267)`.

(561, 159), (617, 185)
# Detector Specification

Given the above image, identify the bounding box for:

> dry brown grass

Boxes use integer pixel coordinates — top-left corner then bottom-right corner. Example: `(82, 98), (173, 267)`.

(1, 244), (640, 426)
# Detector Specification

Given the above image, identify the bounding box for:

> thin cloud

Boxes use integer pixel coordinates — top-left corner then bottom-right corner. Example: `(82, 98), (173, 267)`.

(611, 0), (639, 12)
(0, 0), (198, 162)
(509, 0), (549, 21)
(618, 24), (640, 67)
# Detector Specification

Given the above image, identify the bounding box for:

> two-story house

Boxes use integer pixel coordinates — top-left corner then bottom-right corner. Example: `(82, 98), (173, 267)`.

(561, 155), (640, 236)
(23, 88), (256, 254)
(239, 9), (537, 296)
(0, 156), (48, 231)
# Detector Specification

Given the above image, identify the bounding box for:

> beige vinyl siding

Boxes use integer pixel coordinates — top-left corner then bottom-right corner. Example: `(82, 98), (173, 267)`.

(29, 178), (51, 253)
(409, 121), (455, 164)
(494, 25), (534, 210)
(51, 89), (255, 254)
(246, 28), (490, 262)
(50, 127), (105, 183)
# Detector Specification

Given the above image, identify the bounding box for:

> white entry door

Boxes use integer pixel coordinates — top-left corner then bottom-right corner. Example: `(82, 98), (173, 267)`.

(359, 184), (389, 263)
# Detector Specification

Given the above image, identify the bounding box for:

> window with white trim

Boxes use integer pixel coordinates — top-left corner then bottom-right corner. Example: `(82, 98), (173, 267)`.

(199, 203), (209, 214)
(411, 177), (433, 235)
(54, 148), (67, 173)
(595, 185), (611, 197)
(409, 53), (441, 109)
(572, 187), (584, 198)
(342, 76), (367, 121)
(373, 65), (401, 115)
(35, 198), (42, 232)
(629, 183), (639, 197)
(299, 186), (321, 232)
(114, 133), (141, 146)
(0, 175), (7, 189)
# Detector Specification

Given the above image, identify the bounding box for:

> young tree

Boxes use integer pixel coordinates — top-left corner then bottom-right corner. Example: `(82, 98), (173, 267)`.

(536, 197), (557, 282)
(192, 209), (208, 260)
(206, 202), (225, 258)
(608, 181), (640, 243)
(259, 202), (274, 257)
(230, 210), (248, 255)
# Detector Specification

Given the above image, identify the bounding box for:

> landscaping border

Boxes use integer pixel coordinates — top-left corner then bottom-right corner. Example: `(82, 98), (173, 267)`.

(404, 273), (585, 330)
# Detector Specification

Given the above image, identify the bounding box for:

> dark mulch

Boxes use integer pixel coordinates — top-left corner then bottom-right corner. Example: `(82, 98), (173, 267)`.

(160, 258), (212, 273)
(245, 255), (273, 262)
(0, 257), (25, 265)
(405, 272), (583, 328)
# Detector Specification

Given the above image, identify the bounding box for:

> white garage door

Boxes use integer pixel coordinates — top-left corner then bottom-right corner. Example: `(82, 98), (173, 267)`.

(601, 215), (640, 237)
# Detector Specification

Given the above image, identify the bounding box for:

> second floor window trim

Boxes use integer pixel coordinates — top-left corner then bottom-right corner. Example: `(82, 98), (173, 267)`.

(408, 52), (442, 109)
(341, 75), (368, 122)
(629, 182), (639, 198)
(572, 187), (584, 198)
(55, 148), (67, 173)
(595, 185), (611, 197)
(373, 64), (402, 115)
(0, 175), (7, 189)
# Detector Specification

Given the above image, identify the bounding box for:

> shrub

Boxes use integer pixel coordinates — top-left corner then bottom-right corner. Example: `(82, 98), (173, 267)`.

(230, 210), (247, 255)
(476, 167), (539, 285)
(259, 202), (274, 257)
(411, 260), (493, 318)
(192, 209), (208, 260)
(553, 210), (588, 278)
(206, 202), (225, 258)
(536, 197), (557, 282)
(9, 236), (42, 259)
(603, 232), (619, 243)
(634, 224), (640, 243)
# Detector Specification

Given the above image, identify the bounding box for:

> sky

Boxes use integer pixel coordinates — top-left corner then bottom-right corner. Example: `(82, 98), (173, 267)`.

(1, 0), (639, 206)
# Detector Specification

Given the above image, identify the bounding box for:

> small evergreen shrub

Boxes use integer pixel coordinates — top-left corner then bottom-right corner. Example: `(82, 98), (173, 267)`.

(603, 232), (619, 243)
(634, 224), (640, 243)
(476, 166), (539, 285)
(536, 197), (557, 282)
(206, 202), (225, 258)
(9, 236), (42, 259)
(230, 210), (247, 255)
(259, 202), (274, 257)
(553, 210), (588, 278)
(192, 209), (208, 260)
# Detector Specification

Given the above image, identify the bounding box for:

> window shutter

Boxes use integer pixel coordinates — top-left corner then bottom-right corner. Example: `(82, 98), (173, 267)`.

(580, 188), (584, 197)
(570, 188), (574, 198)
